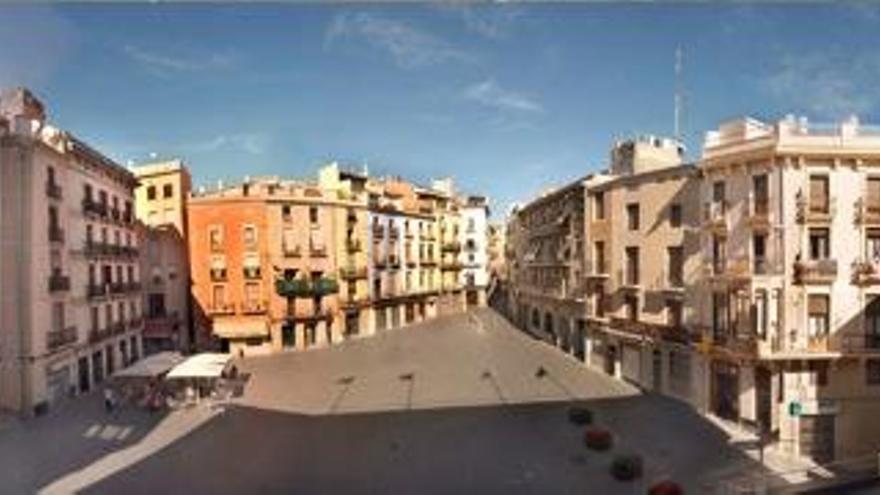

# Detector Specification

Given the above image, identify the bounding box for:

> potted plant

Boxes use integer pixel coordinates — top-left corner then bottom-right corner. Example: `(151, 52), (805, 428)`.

(568, 405), (594, 425)
(610, 454), (643, 481)
(649, 480), (683, 495)
(584, 427), (613, 451)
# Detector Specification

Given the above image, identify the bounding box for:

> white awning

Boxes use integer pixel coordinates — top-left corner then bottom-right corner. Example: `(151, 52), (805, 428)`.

(166, 353), (232, 379)
(212, 318), (269, 339)
(113, 351), (185, 379)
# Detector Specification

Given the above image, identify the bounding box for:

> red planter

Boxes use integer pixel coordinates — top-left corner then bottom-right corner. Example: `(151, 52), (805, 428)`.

(649, 480), (683, 495)
(584, 427), (613, 451)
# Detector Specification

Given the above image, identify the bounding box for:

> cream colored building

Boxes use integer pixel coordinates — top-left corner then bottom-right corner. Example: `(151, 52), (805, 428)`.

(132, 160), (193, 353)
(698, 115), (880, 462)
(1, 88), (143, 415)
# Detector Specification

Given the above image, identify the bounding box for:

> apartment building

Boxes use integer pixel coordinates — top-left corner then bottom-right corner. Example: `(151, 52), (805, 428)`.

(0, 88), (143, 415)
(507, 176), (591, 355)
(461, 196), (490, 308)
(189, 178), (346, 356)
(583, 137), (703, 405)
(698, 115), (880, 461)
(132, 160), (193, 353)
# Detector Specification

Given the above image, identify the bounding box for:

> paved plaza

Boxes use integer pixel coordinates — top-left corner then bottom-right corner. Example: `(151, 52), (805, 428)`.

(1, 309), (789, 494)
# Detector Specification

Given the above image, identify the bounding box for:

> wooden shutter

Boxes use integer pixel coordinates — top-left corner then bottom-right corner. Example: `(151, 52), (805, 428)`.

(808, 294), (829, 315)
(868, 178), (880, 209)
(810, 176), (829, 211)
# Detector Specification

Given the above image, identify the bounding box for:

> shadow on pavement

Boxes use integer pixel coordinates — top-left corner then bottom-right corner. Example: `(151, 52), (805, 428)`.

(79, 394), (787, 495)
(0, 389), (171, 494)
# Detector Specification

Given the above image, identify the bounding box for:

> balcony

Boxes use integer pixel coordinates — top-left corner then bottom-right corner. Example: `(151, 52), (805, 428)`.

(46, 181), (62, 200)
(707, 257), (752, 288)
(109, 282), (126, 294)
(283, 244), (301, 258)
(793, 258), (838, 285)
(839, 334), (880, 354)
(210, 268), (228, 282)
(48, 273), (71, 293)
(340, 265), (368, 280)
(275, 278), (312, 298)
(796, 195), (835, 224)
(81, 198), (108, 217)
(111, 320), (126, 335)
(441, 259), (463, 271)
(207, 302), (235, 315)
(313, 277), (339, 297)
(346, 239), (362, 253)
(125, 281), (142, 293)
(240, 300), (268, 315)
(389, 227), (400, 240)
(420, 257), (438, 267)
(48, 226), (64, 243)
(310, 245), (328, 258)
(243, 266), (262, 279)
(442, 241), (462, 253)
(748, 195), (771, 230)
(88, 327), (110, 344)
(708, 333), (760, 357)
(86, 283), (107, 299)
(855, 197), (880, 225)
(853, 260), (880, 286)
(47, 326), (77, 351)
(373, 225), (385, 238)
(702, 200), (729, 233)
(129, 316), (143, 328)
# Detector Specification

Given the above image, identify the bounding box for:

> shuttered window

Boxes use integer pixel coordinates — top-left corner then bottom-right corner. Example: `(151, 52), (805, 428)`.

(868, 177), (880, 211)
(810, 175), (829, 213)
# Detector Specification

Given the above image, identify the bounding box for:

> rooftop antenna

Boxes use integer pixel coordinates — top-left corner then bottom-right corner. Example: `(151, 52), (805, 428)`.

(674, 46), (683, 141)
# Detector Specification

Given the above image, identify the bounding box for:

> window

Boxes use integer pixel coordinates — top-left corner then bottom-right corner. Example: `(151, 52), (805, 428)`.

(712, 181), (726, 203)
(282, 205), (291, 219)
(594, 241), (605, 273)
(753, 234), (767, 274)
(626, 203), (640, 230)
(243, 225), (257, 250)
(867, 297), (880, 350)
(593, 192), (605, 220)
(712, 292), (728, 338)
(666, 299), (683, 328)
(667, 246), (683, 286)
(807, 294), (830, 339)
(625, 294), (638, 321)
(146, 185), (156, 201)
(163, 183), (173, 198)
(244, 282), (260, 304)
(309, 206), (318, 224)
(809, 175), (829, 213)
(47, 165), (56, 186)
(625, 246), (639, 285)
(595, 289), (606, 317)
(867, 359), (880, 386)
(52, 301), (64, 331)
(753, 174), (769, 215)
(212, 285), (226, 308)
(209, 225), (223, 250)
(868, 177), (880, 212)
(712, 235), (726, 274)
(86, 224), (94, 244)
(808, 228), (830, 260)
(670, 203), (682, 228)
(84, 183), (93, 201)
(868, 230), (880, 262)
(754, 289), (768, 339)
(90, 306), (99, 332)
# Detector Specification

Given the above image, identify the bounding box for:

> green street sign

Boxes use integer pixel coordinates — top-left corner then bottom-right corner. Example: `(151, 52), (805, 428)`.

(789, 401), (802, 417)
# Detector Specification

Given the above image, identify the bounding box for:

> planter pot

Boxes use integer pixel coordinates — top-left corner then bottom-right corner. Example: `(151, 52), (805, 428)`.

(649, 480), (683, 495)
(584, 427), (613, 451)
(610, 454), (643, 481)
(568, 406), (594, 426)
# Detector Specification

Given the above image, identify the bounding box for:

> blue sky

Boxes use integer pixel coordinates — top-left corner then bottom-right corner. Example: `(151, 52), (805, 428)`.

(2, 4), (880, 217)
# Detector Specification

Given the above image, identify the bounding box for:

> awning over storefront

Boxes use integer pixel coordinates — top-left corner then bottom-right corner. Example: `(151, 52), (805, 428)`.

(113, 351), (185, 379)
(166, 353), (232, 379)
(212, 318), (269, 339)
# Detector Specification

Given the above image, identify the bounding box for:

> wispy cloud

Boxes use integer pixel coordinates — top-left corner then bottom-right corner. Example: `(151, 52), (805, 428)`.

(463, 78), (543, 113)
(325, 12), (473, 69)
(123, 45), (235, 77)
(184, 133), (269, 155)
(456, 6), (523, 39)
(763, 50), (880, 117)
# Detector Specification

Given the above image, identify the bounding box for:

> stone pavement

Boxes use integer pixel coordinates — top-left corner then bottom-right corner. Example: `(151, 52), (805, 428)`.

(1, 308), (804, 494)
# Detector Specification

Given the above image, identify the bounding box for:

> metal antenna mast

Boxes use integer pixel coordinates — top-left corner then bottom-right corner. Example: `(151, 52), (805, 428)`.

(674, 46), (683, 140)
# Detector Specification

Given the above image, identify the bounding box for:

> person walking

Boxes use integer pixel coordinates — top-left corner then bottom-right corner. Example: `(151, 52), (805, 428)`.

(103, 387), (115, 414)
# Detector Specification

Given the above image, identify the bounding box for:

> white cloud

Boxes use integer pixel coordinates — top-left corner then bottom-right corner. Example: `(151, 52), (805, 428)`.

(325, 12), (473, 69)
(123, 45), (235, 77)
(185, 133), (269, 155)
(463, 78), (543, 113)
(763, 51), (880, 117)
